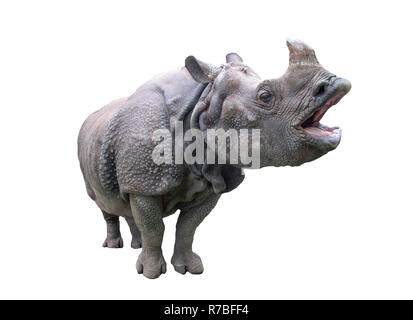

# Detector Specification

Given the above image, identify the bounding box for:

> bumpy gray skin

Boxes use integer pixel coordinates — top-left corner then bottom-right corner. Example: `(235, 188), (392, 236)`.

(78, 40), (351, 279)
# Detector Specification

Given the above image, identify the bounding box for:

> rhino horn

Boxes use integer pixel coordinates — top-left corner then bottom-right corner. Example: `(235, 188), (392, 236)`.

(286, 39), (320, 66)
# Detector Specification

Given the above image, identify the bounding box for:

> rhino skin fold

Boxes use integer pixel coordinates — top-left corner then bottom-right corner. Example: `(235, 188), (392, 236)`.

(78, 40), (351, 279)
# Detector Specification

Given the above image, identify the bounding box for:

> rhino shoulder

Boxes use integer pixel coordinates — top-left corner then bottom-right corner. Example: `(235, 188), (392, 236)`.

(100, 82), (188, 197)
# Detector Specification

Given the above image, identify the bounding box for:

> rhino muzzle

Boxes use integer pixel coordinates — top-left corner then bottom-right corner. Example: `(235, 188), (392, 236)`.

(299, 76), (351, 150)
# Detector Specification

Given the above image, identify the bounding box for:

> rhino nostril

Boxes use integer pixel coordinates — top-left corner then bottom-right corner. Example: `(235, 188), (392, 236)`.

(313, 82), (328, 97)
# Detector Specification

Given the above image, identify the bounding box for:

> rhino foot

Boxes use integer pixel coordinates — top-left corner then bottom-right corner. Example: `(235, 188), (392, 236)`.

(102, 236), (123, 248)
(136, 248), (166, 279)
(171, 251), (204, 275)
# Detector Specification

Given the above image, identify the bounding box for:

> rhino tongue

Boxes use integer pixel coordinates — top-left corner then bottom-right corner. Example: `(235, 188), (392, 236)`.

(303, 126), (330, 136)
(303, 122), (341, 137)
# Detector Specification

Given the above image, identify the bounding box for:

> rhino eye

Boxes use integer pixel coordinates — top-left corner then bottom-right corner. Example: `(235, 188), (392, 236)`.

(259, 92), (272, 103)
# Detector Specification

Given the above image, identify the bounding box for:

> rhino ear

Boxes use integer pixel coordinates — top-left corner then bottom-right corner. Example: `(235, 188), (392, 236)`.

(185, 56), (220, 83)
(226, 52), (243, 63)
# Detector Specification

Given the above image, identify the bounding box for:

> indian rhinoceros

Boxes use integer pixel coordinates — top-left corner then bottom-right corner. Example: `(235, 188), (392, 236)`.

(78, 40), (351, 279)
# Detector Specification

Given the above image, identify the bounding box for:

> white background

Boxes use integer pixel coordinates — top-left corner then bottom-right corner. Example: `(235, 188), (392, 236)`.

(0, 0), (412, 299)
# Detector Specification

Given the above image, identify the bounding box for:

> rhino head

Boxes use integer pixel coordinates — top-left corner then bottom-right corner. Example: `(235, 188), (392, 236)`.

(185, 39), (351, 168)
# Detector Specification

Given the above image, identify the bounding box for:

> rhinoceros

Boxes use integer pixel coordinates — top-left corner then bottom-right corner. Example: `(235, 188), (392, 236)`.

(78, 40), (351, 279)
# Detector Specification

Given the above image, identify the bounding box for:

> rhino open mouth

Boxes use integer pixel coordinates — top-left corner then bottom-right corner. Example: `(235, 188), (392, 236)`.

(300, 94), (343, 142)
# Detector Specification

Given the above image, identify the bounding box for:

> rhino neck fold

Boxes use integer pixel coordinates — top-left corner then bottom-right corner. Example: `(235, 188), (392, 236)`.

(175, 83), (209, 125)
(176, 84), (244, 194)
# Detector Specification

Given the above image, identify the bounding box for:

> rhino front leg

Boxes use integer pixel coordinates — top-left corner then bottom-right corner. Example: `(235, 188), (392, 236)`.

(172, 194), (220, 275)
(125, 217), (142, 249)
(129, 194), (166, 279)
(102, 211), (123, 248)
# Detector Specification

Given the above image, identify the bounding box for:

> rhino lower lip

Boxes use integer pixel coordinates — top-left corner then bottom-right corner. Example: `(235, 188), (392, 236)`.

(299, 94), (343, 140)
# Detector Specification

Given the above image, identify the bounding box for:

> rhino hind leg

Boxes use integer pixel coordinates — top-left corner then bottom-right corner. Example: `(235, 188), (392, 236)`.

(102, 211), (124, 248)
(171, 194), (220, 275)
(125, 217), (142, 249)
(130, 194), (166, 279)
